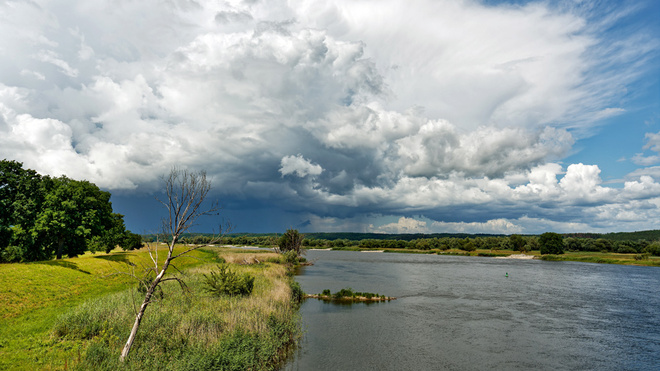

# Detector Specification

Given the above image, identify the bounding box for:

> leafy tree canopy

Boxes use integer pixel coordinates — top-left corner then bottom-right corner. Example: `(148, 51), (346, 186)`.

(0, 160), (137, 262)
(278, 229), (304, 256)
(539, 232), (564, 255)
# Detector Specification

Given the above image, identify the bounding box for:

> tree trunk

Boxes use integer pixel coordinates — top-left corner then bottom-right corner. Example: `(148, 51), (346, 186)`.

(56, 236), (64, 260)
(119, 257), (171, 362)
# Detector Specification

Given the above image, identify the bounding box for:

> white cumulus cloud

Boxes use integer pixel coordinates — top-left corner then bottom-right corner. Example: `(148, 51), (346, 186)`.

(279, 154), (323, 178)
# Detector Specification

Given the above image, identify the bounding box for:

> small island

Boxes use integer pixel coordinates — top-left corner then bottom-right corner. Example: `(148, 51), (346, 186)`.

(304, 288), (396, 302)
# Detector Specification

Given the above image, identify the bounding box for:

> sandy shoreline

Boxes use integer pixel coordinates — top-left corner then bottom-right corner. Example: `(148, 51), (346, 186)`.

(495, 254), (536, 260)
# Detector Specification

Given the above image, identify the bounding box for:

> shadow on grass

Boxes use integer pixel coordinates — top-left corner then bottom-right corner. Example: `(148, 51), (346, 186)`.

(94, 253), (133, 265)
(36, 260), (91, 274)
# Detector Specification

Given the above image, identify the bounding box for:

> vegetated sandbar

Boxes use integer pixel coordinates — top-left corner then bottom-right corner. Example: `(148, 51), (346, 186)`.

(304, 294), (396, 302)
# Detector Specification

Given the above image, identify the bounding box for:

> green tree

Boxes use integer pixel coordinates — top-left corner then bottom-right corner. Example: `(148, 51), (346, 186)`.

(121, 232), (144, 251)
(539, 232), (564, 255)
(461, 239), (476, 252)
(0, 160), (47, 261)
(1, 160), (133, 261)
(33, 177), (117, 259)
(526, 236), (539, 251)
(644, 242), (660, 256)
(509, 234), (526, 252)
(593, 238), (613, 252)
(278, 229), (304, 256)
(88, 213), (129, 253)
(564, 237), (582, 252)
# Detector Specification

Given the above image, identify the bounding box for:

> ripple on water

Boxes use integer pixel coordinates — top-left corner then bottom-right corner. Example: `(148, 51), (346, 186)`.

(285, 251), (660, 371)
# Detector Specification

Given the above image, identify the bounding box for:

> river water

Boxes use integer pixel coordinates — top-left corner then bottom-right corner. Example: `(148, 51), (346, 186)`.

(283, 250), (660, 370)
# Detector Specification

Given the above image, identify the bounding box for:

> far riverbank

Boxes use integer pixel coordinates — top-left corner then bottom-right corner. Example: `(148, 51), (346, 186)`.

(305, 247), (660, 267)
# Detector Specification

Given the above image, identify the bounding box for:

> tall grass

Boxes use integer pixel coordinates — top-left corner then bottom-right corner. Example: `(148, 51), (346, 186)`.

(0, 247), (300, 370)
(50, 251), (300, 370)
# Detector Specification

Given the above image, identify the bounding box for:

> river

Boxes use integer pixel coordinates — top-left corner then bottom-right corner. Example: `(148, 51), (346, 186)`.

(283, 250), (660, 370)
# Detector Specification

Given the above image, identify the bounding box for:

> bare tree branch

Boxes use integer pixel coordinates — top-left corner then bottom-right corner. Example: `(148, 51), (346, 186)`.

(119, 167), (230, 362)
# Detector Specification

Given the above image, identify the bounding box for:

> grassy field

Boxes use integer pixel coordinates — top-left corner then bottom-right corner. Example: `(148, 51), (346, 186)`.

(0, 245), (300, 370)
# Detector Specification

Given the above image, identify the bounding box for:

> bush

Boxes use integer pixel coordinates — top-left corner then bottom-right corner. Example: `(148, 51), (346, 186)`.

(289, 280), (304, 304)
(278, 229), (304, 256)
(265, 256), (283, 264)
(283, 250), (299, 264)
(202, 264), (255, 297)
(333, 288), (354, 299)
(0, 245), (23, 263)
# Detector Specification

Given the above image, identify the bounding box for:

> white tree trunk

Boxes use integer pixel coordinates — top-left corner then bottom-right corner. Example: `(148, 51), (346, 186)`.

(119, 257), (171, 362)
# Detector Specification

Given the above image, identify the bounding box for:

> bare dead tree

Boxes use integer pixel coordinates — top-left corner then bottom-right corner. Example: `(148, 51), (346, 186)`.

(119, 167), (229, 362)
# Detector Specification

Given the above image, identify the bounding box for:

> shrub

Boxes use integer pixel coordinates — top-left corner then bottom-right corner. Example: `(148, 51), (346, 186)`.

(265, 256), (283, 264)
(283, 250), (299, 264)
(289, 280), (304, 304)
(202, 263), (255, 297)
(333, 288), (354, 299)
(0, 245), (23, 263)
(278, 229), (304, 256)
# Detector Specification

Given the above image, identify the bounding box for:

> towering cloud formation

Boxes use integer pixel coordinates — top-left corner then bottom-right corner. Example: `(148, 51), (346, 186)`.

(0, 0), (657, 233)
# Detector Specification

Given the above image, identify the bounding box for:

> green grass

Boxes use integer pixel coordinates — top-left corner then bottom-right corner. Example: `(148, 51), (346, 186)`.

(0, 245), (299, 370)
(539, 251), (660, 266)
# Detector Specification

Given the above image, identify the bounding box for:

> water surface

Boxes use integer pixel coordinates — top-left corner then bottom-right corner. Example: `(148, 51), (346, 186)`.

(285, 251), (660, 370)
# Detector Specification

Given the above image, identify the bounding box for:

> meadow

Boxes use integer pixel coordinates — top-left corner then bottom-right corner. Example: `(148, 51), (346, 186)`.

(0, 245), (300, 370)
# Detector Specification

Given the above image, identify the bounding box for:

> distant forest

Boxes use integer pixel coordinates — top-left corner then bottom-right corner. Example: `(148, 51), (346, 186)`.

(152, 230), (660, 243)
(141, 230), (660, 256)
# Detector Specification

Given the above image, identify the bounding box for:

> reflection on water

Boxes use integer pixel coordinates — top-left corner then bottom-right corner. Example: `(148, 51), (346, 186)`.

(284, 251), (660, 371)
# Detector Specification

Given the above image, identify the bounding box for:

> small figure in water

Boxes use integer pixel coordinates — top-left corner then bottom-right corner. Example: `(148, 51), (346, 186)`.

(505, 272), (508, 278)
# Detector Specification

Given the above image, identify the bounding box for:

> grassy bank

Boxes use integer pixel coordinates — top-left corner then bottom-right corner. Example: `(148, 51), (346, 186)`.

(538, 251), (660, 266)
(320, 247), (660, 266)
(0, 246), (301, 370)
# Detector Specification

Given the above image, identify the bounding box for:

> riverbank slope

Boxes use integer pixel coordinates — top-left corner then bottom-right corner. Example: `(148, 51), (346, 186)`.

(0, 246), (300, 370)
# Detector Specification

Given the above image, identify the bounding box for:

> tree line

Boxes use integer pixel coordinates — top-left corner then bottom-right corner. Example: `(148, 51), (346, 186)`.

(0, 160), (141, 262)
(169, 232), (660, 256)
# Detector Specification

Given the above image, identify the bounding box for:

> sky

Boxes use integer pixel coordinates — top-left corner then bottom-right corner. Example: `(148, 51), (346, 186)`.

(1, 0), (659, 235)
